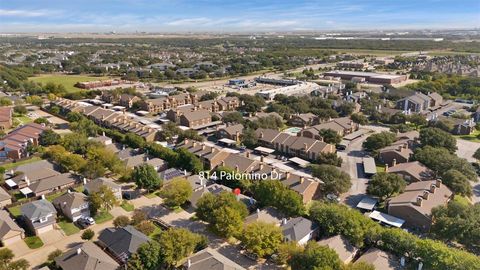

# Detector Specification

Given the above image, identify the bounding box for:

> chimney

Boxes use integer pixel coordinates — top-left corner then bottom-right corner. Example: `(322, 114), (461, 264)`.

(235, 165), (239, 172)
(221, 160), (225, 167)
(259, 163), (264, 170)
(282, 218), (288, 225)
(285, 171), (290, 179)
(102, 131), (105, 136)
(25, 178), (30, 186)
(202, 145), (205, 150)
(392, 159), (397, 167)
(303, 143), (308, 150)
(184, 170), (187, 176)
(185, 139), (189, 145)
(77, 248), (82, 255)
(300, 177), (304, 184)
(83, 178), (87, 185)
(193, 142), (197, 147)
(423, 190), (430, 200)
(416, 196), (423, 206)
(67, 189), (71, 194)
(257, 208), (260, 213)
(260, 156), (264, 163)
(187, 259), (192, 268)
(259, 132), (264, 139)
(436, 179), (442, 188)
(430, 183), (436, 193)
(245, 152), (250, 158)
(41, 194), (46, 200)
(385, 164), (389, 173)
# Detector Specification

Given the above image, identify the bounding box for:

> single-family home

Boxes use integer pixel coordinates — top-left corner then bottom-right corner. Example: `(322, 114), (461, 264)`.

(97, 225), (150, 263)
(0, 187), (12, 207)
(182, 248), (245, 270)
(55, 241), (120, 270)
(85, 177), (122, 201)
(52, 192), (90, 222)
(317, 235), (358, 264)
(21, 199), (57, 235)
(0, 210), (24, 246)
(356, 248), (400, 270)
(281, 217), (319, 245)
(244, 207), (283, 226)
(387, 161), (433, 182)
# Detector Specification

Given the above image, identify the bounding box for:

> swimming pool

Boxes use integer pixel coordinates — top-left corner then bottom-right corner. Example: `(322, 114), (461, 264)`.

(284, 127), (302, 135)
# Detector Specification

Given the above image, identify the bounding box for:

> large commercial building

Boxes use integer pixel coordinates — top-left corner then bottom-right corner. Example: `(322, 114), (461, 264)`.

(323, 70), (407, 84)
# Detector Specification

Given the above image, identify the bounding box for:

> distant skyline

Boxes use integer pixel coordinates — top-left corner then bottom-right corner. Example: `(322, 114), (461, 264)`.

(1, 0), (479, 33)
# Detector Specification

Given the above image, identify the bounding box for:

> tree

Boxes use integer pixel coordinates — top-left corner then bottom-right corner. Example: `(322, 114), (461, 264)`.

(9, 259), (30, 270)
(317, 152), (342, 166)
(222, 111), (245, 124)
(127, 241), (163, 270)
(367, 172), (406, 201)
(431, 201), (480, 253)
(135, 221), (156, 235)
(132, 164), (162, 193)
(473, 147), (480, 161)
(156, 228), (205, 267)
(113, 215), (131, 227)
(351, 113), (368, 125)
(39, 129), (61, 146)
(310, 164), (352, 195)
(362, 131), (396, 152)
(251, 180), (305, 217)
(319, 129), (342, 145)
(160, 178), (192, 207)
(13, 105), (27, 115)
(419, 127), (457, 153)
(241, 128), (258, 148)
(47, 249), (63, 262)
(288, 241), (342, 270)
(441, 169), (473, 196)
(33, 117), (49, 125)
(196, 192), (248, 238)
(89, 185), (118, 214)
(240, 222), (283, 258)
(0, 248), (14, 267)
(131, 209), (147, 225)
(275, 241), (302, 265)
(408, 114), (428, 127)
(0, 97), (12, 106)
(176, 148), (203, 173)
(81, 229), (95, 240)
(344, 262), (375, 270)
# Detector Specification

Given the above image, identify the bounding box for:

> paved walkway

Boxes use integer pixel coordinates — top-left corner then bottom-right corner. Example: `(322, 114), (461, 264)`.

(15, 196), (163, 269)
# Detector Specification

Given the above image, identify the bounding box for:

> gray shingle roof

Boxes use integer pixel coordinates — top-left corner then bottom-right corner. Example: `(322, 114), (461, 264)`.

(98, 225), (149, 260)
(21, 199), (57, 220)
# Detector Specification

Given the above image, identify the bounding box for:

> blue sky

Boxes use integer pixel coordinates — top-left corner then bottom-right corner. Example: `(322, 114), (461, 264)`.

(1, 0), (479, 32)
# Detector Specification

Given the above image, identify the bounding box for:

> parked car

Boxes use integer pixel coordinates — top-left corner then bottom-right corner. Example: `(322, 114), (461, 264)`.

(76, 217), (95, 229)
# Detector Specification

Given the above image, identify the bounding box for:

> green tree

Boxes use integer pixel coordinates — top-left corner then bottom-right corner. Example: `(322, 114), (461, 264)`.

(0, 97), (13, 106)
(33, 117), (49, 125)
(135, 221), (156, 235)
(155, 228), (205, 267)
(113, 215), (131, 227)
(160, 177), (192, 207)
(473, 147), (480, 161)
(89, 185), (118, 214)
(288, 241), (342, 270)
(0, 248), (14, 267)
(419, 127), (457, 153)
(222, 111), (245, 124)
(317, 152), (342, 166)
(310, 164), (352, 195)
(241, 128), (258, 148)
(344, 262), (375, 270)
(8, 259), (29, 270)
(441, 169), (473, 196)
(176, 148), (203, 173)
(350, 113), (368, 125)
(362, 131), (396, 152)
(127, 241), (163, 270)
(196, 192), (248, 238)
(240, 221), (283, 258)
(319, 129), (342, 145)
(39, 129), (61, 146)
(408, 114), (428, 127)
(13, 105), (27, 115)
(81, 229), (95, 240)
(367, 172), (406, 201)
(132, 164), (162, 193)
(275, 241), (303, 265)
(131, 209), (147, 226)
(251, 180), (305, 217)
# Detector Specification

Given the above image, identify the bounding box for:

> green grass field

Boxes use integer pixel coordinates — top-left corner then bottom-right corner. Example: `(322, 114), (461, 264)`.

(454, 130), (480, 143)
(0, 156), (42, 171)
(94, 211), (114, 224)
(29, 75), (112, 93)
(24, 236), (44, 249)
(58, 219), (80, 236)
(120, 201), (135, 212)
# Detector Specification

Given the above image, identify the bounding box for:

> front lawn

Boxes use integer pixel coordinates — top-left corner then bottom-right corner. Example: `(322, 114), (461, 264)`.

(8, 205), (22, 218)
(149, 223), (164, 239)
(0, 156), (42, 170)
(454, 129), (480, 142)
(145, 192), (160, 199)
(24, 236), (44, 249)
(376, 164), (386, 173)
(58, 219), (80, 236)
(120, 201), (135, 212)
(94, 211), (114, 224)
(46, 191), (65, 202)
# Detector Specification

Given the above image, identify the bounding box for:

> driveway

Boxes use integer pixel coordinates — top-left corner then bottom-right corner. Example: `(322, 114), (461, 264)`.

(456, 138), (480, 163)
(39, 229), (64, 245)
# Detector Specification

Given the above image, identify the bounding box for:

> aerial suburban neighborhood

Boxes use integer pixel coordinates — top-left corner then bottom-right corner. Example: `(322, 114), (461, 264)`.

(0, 1), (479, 270)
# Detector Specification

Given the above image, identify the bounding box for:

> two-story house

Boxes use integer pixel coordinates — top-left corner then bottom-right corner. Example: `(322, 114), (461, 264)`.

(85, 177), (123, 201)
(53, 192), (90, 222)
(21, 199), (57, 235)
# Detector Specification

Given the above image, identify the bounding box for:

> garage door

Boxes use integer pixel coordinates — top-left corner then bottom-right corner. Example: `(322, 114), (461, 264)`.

(2, 235), (22, 245)
(36, 224), (53, 234)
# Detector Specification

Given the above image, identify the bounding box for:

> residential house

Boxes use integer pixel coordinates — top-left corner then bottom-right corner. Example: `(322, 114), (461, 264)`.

(428, 92), (443, 108)
(179, 109), (211, 128)
(317, 235), (358, 264)
(281, 217), (319, 245)
(0, 187), (12, 207)
(0, 210), (24, 246)
(356, 248), (400, 270)
(123, 153), (167, 171)
(119, 94), (141, 108)
(388, 180), (452, 230)
(245, 207), (283, 226)
(300, 117), (358, 138)
(452, 118), (476, 135)
(85, 177), (122, 201)
(97, 225), (150, 263)
(0, 123), (47, 160)
(189, 184), (255, 209)
(6, 160), (60, 190)
(0, 107), (13, 130)
(387, 161), (434, 182)
(217, 96), (240, 111)
(178, 140), (231, 170)
(256, 128), (335, 161)
(288, 113), (319, 127)
(165, 104), (195, 122)
(159, 168), (187, 182)
(52, 192), (90, 222)
(90, 135), (113, 146)
(396, 92), (431, 113)
(216, 124), (243, 142)
(182, 248), (245, 270)
(21, 199), (57, 235)
(28, 173), (78, 197)
(378, 132), (419, 167)
(281, 172), (321, 204)
(55, 241), (120, 270)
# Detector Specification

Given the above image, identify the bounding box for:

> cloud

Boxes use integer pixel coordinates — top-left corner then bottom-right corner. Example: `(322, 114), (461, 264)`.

(0, 9), (52, 17)
(166, 18), (213, 26)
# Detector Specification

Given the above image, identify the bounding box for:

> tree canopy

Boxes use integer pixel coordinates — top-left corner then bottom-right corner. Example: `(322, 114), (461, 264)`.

(367, 172), (406, 201)
(310, 164), (352, 195)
